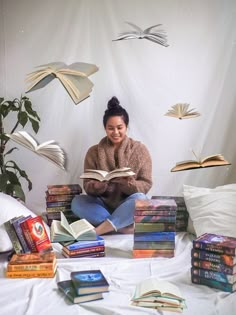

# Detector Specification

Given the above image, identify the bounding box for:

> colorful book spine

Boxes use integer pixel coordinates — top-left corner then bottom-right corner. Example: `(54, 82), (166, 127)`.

(133, 249), (174, 258)
(191, 267), (236, 284)
(134, 223), (175, 233)
(133, 241), (175, 250)
(46, 201), (72, 207)
(135, 199), (177, 211)
(134, 215), (176, 223)
(134, 232), (175, 242)
(134, 210), (176, 216)
(191, 249), (236, 266)
(7, 261), (56, 271)
(191, 274), (236, 293)
(191, 258), (236, 275)
(12, 216), (31, 253)
(193, 241), (236, 256)
(46, 194), (75, 202)
(5, 268), (56, 278)
(62, 251), (105, 258)
(63, 245), (105, 256)
(47, 184), (82, 195)
(65, 236), (105, 251)
(46, 206), (71, 212)
(4, 219), (24, 254)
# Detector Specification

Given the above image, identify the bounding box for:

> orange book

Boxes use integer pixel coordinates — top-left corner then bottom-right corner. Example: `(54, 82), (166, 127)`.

(5, 265), (57, 278)
(133, 249), (175, 258)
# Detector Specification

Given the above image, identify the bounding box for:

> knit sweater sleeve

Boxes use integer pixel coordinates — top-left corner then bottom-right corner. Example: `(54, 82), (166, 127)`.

(83, 145), (100, 195)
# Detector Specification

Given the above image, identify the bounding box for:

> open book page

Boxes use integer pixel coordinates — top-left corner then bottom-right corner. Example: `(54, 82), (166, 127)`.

(133, 277), (184, 301)
(58, 62), (99, 77)
(200, 154), (224, 164)
(80, 167), (135, 181)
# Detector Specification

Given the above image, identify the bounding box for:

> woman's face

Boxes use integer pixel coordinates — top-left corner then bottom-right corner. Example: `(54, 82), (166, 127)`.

(105, 116), (127, 146)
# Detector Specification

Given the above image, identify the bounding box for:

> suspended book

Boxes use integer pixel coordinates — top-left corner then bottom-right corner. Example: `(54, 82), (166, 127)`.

(164, 103), (200, 120)
(113, 22), (169, 47)
(171, 150), (231, 172)
(25, 62), (99, 104)
(6, 131), (66, 170)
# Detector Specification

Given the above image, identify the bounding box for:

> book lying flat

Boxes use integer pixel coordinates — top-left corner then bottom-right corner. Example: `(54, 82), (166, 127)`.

(80, 167), (135, 182)
(50, 212), (96, 242)
(171, 153), (230, 172)
(6, 131), (65, 170)
(25, 62), (98, 104)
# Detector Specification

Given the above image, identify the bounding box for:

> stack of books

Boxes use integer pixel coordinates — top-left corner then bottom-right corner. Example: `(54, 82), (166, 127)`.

(6, 251), (57, 278)
(57, 269), (109, 303)
(133, 199), (177, 258)
(4, 215), (52, 254)
(191, 233), (236, 292)
(152, 196), (189, 232)
(61, 235), (105, 258)
(131, 277), (186, 312)
(43, 184), (82, 226)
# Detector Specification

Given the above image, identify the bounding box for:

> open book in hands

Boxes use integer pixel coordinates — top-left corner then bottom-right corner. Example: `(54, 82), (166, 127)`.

(80, 167), (135, 182)
(171, 153), (231, 172)
(6, 131), (66, 170)
(50, 212), (96, 242)
(131, 277), (186, 311)
(25, 62), (99, 104)
(164, 103), (200, 120)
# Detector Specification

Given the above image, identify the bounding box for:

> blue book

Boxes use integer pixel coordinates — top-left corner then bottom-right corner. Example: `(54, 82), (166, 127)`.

(191, 275), (236, 293)
(71, 269), (109, 295)
(64, 235), (105, 250)
(134, 232), (175, 242)
(12, 216), (32, 253)
(191, 267), (236, 284)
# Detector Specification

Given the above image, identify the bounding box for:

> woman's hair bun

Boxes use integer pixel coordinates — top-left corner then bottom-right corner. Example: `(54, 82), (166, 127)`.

(107, 96), (121, 110)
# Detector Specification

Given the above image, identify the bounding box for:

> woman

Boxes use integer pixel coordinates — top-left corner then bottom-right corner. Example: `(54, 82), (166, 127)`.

(72, 96), (152, 235)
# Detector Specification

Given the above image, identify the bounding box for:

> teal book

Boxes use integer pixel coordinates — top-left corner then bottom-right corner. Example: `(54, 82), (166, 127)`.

(57, 280), (103, 303)
(71, 269), (109, 295)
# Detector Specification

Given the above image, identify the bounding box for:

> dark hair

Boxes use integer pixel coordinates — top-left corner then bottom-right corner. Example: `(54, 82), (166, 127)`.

(103, 96), (129, 127)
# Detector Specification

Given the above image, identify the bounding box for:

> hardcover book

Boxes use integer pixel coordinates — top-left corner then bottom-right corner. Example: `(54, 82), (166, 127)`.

(12, 215), (33, 253)
(134, 232), (175, 242)
(5, 266), (56, 278)
(134, 215), (176, 223)
(57, 280), (103, 303)
(62, 251), (105, 259)
(47, 184), (82, 195)
(191, 249), (236, 266)
(63, 245), (105, 256)
(133, 241), (175, 250)
(134, 222), (175, 233)
(133, 249), (174, 258)
(134, 210), (177, 216)
(71, 269), (109, 295)
(191, 275), (236, 293)
(191, 258), (236, 275)
(193, 233), (236, 256)
(62, 235), (105, 251)
(135, 199), (177, 211)
(4, 217), (24, 254)
(46, 193), (75, 202)
(191, 267), (236, 284)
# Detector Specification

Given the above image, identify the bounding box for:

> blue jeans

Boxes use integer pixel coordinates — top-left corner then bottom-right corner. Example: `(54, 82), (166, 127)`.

(71, 193), (148, 231)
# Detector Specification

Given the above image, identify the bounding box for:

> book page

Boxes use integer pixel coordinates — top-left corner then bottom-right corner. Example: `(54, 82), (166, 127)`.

(7, 131), (38, 150)
(201, 154), (224, 164)
(51, 220), (72, 237)
(60, 212), (74, 237)
(70, 219), (96, 239)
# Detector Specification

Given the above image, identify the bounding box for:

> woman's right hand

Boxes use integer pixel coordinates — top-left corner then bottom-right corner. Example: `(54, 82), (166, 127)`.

(87, 180), (108, 195)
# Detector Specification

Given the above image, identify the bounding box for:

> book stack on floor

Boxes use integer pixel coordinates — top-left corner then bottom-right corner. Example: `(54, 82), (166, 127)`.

(131, 277), (186, 312)
(43, 184), (82, 226)
(152, 196), (189, 232)
(6, 251), (57, 278)
(61, 235), (105, 258)
(191, 233), (236, 292)
(133, 199), (177, 258)
(57, 269), (109, 303)
(4, 215), (52, 254)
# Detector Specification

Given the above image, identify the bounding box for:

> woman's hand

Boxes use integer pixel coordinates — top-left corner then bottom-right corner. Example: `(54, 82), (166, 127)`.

(87, 180), (108, 195)
(110, 176), (131, 187)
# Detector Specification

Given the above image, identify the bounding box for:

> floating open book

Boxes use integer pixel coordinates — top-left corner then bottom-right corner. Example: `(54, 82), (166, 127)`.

(25, 62), (99, 104)
(165, 103), (200, 120)
(171, 153), (231, 172)
(80, 167), (135, 182)
(6, 131), (66, 170)
(50, 212), (96, 242)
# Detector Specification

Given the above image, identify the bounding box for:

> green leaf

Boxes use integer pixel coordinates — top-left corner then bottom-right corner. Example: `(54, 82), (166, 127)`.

(6, 160), (33, 191)
(0, 104), (10, 117)
(0, 97), (4, 104)
(12, 184), (25, 202)
(4, 147), (18, 156)
(6, 170), (20, 185)
(0, 173), (8, 191)
(18, 111), (28, 127)
(29, 116), (40, 133)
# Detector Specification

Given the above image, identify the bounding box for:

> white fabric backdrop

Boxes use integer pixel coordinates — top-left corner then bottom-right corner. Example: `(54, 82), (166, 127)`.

(0, 0), (236, 214)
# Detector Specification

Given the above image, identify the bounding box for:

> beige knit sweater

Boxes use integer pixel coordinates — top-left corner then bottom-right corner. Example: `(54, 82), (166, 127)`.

(83, 136), (152, 210)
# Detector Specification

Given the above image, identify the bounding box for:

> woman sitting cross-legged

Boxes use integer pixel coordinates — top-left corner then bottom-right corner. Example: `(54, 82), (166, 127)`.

(72, 96), (152, 235)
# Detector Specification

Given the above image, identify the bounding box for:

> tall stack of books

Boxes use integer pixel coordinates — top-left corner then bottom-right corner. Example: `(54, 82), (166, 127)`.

(43, 184), (82, 226)
(152, 196), (189, 232)
(4, 215), (52, 254)
(57, 269), (109, 304)
(61, 236), (105, 258)
(6, 252), (57, 278)
(133, 199), (177, 258)
(191, 233), (236, 292)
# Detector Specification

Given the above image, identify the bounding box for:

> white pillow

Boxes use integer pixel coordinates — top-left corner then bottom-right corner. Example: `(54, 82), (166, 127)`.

(183, 184), (236, 238)
(0, 192), (49, 252)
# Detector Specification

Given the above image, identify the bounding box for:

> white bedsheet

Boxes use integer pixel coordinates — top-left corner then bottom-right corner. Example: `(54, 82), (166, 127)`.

(0, 232), (235, 315)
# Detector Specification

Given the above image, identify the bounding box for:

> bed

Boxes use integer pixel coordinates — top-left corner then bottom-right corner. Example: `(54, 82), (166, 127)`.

(0, 184), (236, 315)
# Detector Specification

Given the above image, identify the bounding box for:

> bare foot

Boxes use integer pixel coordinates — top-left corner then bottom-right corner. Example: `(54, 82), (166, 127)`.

(95, 220), (115, 235)
(117, 224), (134, 234)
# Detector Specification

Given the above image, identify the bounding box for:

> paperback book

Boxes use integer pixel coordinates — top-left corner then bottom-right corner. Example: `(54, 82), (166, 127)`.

(134, 222), (175, 233)
(47, 184), (82, 195)
(135, 199), (177, 211)
(133, 241), (175, 250)
(191, 275), (236, 293)
(61, 235), (105, 251)
(134, 232), (176, 242)
(80, 167), (135, 182)
(191, 258), (236, 275)
(191, 249), (236, 266)
(191, 267), (236, 284)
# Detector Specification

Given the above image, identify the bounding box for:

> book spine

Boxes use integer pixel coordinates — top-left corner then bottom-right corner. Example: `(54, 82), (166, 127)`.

(134, 210), (177, 216)
(134, 232), (176, 242)
(191, 267), (236, 284)
(46, 206), (71, 212)
(4, 221), (24, 254)
(46, 201), (72, 207)
(46, 194), (74, 202)
(7, 262), (56, 271)
(6, 269), (56, 278)
(191, 258), (235, 275)
(12, 219), (31, 253)
(20, 221), (37, 252)
(62, 251), (105, 258)
(134, 223), (175, 233)
(176, 212), (189, 220)
(191, 275), (236, 292)
(193, 241), (236, 256)
(67, 240), (105, 250)
(191, 249), (236, 266)
(63, 245), (105, 256)
(133, 241), (175, 250)
(135, 206), (177, 211)
(134, 215), (176, 223)
(132, 249), (174, 258)
(27, 217), (52, 253)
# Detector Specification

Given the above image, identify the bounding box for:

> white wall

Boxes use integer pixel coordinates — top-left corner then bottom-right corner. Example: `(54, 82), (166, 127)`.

(0, 0), (236, 213)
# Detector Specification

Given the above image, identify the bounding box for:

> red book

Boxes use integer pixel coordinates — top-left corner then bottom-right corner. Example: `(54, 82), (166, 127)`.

(20, 216), (52, 253)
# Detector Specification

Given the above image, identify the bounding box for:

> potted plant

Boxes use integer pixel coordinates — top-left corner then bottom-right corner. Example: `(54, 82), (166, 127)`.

(0, 96), (40, 201)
